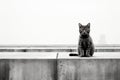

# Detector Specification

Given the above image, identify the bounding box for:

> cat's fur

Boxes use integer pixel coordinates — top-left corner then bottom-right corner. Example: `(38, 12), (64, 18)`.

(78, 23), (94, 57)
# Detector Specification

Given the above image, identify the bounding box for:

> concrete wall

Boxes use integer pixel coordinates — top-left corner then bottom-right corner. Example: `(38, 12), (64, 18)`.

(57, 52), (120, 80)
(0, 60), (9, 80)
(0, 59), (57, 80)
(0, 52), (120, 80)
(58, 59), (120, 80)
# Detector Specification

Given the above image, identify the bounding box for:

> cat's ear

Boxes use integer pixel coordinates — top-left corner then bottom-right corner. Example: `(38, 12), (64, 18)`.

(78, 23), (82, 28)
(87, 23), (90, 28)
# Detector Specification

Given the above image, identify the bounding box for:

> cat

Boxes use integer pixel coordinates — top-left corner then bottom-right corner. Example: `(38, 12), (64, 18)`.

(78, 23), (94, 57)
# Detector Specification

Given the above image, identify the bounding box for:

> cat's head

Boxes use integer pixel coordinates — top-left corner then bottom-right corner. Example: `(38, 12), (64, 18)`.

(79, 23), (90, 38)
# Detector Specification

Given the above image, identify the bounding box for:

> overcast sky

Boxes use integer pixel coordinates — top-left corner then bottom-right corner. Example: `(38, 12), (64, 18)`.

(0, 0), (120, 45)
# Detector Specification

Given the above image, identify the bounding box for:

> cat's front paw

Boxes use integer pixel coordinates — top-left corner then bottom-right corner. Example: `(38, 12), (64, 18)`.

(86, 50), (91, 57)
(79, 50), (84, 57)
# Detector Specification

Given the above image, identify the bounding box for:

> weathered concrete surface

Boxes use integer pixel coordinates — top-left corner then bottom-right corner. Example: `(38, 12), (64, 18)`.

(9, 59), (57, 80)
(0, 59), (57, 80)
(58, 52), (120, 80)
(0, 60), (9, 80)
(0, 52), (120, 80)
(58, 59), (120, 80)
(0, 52), (57, 80)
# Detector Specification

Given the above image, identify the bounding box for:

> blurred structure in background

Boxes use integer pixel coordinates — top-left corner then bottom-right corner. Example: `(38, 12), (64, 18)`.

(98, 34), (107, 44)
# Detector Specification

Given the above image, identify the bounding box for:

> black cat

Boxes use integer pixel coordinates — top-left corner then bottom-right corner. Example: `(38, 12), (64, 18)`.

(78, 23), (94, 57)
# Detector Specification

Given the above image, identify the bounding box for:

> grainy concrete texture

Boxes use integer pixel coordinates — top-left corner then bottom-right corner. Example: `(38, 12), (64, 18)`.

(57, 59), (120, 80)
(57, 52), (120, 80)
(0, 52), (120, 80)
(0, 59), (57, 80)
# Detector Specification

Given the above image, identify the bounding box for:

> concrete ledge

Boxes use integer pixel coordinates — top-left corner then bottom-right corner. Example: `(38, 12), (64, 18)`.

(0, 52), (58, 59)
(57, 52), (120, 80)
(58, 52), (120, 59)
(0, 52), (120, 80)
(0, 52), (120, 59)
(0, 52), (58, 80)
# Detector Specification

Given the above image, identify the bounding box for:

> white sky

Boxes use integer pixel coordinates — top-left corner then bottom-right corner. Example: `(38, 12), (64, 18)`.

(0, 0), (120, 45)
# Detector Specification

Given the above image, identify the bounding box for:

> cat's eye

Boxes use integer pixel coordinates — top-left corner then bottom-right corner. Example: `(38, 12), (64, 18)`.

(87, 26), (90, 28)
(79, 26), (82, 28)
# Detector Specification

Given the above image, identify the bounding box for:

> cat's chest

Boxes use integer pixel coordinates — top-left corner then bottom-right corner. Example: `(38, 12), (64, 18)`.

(80, 39), (90, 49)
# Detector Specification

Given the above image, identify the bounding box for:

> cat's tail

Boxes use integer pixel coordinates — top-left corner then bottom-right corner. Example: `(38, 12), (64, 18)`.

(69, 53), (79, 56)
